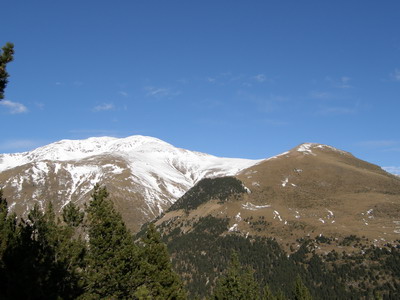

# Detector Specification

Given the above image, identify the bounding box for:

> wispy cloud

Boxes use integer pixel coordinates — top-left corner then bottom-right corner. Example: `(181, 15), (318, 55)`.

(145, 86), (180, 98)
(326, 76), (352, 89)
(118, 91), (128, 97)
(0, 139), (43, 152)
(253, 74), (267, 83)
(383, 166), (400, 176)
(205, 72), (244, 85)
(92, 103), (115, 112)
(390, 69), (400, 81)
(251, 74), (276, 85)
(0, 100), (28, 114)
(309, 91), (331, 100)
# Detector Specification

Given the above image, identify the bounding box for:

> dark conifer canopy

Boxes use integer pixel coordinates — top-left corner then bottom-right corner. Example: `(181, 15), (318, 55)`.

(0, 42), (14, 100)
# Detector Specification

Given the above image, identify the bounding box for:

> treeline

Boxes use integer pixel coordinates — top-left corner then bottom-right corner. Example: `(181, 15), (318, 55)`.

(0, 186), (186, 299)
(168, 177), (247, 212)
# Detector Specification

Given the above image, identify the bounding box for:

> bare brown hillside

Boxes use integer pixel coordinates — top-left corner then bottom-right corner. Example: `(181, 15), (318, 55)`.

(156, 143), (400, 251)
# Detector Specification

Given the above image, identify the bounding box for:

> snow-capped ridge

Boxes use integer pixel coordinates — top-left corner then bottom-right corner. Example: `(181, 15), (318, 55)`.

(0, 135), (262, 219)
(295, 143), (349, 156)
(0, 135), (201, 172)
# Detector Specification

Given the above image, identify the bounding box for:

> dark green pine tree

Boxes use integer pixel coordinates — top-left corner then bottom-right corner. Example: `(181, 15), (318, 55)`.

(0, 190), (17, 261)
(81, 184), (139, 299)
(0, 42), (14, 100)
(293, 275), (312, 300)
(0, 189), (18, 293)
(262, 284), (277, 300)
(0, 200), (85, 300)
(137, 223), (187, 300)
(63, 201), (84, 227)
(212, 251), (260, 300)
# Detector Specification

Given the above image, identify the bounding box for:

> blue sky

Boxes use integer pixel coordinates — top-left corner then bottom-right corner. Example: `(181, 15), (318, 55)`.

(1, 1), (400, 173)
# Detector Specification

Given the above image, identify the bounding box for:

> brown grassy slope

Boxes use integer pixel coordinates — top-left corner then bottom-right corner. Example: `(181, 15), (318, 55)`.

(234, 144), (400, 247)
(156, 144), (400, 251)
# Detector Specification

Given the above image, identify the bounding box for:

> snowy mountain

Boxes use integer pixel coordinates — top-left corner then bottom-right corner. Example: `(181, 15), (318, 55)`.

(0, 135), (261, 231)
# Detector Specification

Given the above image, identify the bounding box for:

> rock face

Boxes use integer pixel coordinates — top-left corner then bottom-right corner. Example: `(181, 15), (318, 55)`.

(157, 143), (400, 249)
(0, 135), (260, 231)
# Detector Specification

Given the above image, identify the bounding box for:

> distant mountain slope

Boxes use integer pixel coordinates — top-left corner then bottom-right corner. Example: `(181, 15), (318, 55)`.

(150, 145), (400, 298)
(156, 142), (400, 250)
(236, 143), (400, 244)
(0, 135), (261, 231)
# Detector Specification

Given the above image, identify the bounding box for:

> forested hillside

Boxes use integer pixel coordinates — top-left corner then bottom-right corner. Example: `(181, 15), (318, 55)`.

(152, 214), (400, 299)
(148, 175), (400, 299)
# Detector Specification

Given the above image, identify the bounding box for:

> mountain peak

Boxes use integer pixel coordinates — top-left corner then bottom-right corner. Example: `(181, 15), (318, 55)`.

(0, 135), (179, 172)
(294, 143), (350, 156)
(0, 135), (261, 231)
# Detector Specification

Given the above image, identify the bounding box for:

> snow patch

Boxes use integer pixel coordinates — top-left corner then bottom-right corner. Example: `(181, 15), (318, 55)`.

(242, 202), (271, 210)
(273, 210), (283, 222)
(297, 144), (316, 156)
(235, 212), (242, 222)
(228, 223), (238, 232)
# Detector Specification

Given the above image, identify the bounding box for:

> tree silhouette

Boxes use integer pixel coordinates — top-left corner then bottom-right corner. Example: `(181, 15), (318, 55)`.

(0, 42), (14, 100)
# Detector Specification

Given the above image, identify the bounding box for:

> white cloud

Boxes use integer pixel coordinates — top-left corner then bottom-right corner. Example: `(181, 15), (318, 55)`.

(390, 69), (400, 81)
(119, 91), (128, 97)
(253, 74), (267, 83)
(93, 103), (114, 112)
(0, 100), (28, 114)
(382, 166), (400, 176)
(145, 86), (180, 98)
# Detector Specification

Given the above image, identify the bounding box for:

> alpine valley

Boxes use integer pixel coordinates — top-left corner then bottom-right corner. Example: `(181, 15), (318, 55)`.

(1, 136), (400, 299)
